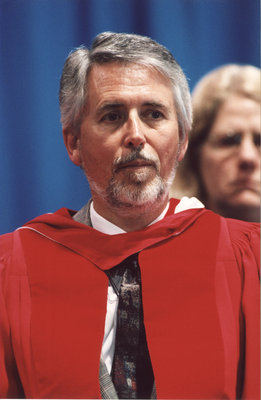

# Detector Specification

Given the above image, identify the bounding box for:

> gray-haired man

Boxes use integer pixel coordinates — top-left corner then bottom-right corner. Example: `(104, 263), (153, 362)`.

(0, 32), (259, 399)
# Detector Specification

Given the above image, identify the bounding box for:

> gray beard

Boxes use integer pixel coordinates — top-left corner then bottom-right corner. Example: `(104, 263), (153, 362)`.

(105, 173), (165, 208)
(85, 148), (179, 210)
(88, 163), (178, 211)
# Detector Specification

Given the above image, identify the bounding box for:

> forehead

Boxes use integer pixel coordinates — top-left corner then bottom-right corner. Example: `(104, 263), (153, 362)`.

(212, 95), (260, 132)
(86, 62), (175, 107)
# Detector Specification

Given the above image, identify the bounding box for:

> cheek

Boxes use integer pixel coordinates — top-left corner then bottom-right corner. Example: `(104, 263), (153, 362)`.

(199, 149), (226, 192)
(80, 136), (111, 166)
(160, 136), (181, 163)
(159, 147), (179, 176)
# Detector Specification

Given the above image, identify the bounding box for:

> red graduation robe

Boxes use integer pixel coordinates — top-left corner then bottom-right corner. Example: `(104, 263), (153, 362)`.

(0, 199), (260, 399)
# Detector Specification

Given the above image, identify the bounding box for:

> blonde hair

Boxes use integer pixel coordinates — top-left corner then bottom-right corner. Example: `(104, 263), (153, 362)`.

(170, 64), (261, 200)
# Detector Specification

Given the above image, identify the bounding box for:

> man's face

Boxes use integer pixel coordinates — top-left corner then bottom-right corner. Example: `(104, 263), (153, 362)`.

(199, 95), (260, 213)
(67, 63), (187, 211)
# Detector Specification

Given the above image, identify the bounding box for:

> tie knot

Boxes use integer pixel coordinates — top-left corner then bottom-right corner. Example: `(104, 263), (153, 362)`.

(106, 253), (140, 295)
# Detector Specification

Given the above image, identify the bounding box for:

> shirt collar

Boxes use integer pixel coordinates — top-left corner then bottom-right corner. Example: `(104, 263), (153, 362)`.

(90, 201), (170, 235)
(90, 196), (204, 235)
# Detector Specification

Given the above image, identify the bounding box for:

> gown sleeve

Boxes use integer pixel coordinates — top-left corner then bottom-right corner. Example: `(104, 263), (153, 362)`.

(226, 219), (260, 400)
(0, 233), (25, 398)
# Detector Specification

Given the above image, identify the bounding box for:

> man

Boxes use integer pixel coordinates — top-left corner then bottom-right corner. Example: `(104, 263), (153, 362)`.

(0, 32), (259, 399)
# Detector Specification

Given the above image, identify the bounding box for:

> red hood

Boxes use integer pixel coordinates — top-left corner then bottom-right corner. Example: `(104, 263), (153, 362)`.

(19, 198), (207, 269)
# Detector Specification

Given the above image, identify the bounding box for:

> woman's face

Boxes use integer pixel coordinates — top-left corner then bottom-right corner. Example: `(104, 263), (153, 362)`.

(199, 95), (260, 215)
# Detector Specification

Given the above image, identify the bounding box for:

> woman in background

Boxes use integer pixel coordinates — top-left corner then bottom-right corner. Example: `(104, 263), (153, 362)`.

(171, 64), (260, 222)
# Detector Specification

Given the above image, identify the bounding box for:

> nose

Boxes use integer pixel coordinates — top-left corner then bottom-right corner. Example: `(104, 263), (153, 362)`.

(123, 112), (146, 149)
(238, 136), (259, 171)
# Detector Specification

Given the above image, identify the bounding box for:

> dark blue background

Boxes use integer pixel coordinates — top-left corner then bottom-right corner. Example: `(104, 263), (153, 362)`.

(0, 0), (259, 234)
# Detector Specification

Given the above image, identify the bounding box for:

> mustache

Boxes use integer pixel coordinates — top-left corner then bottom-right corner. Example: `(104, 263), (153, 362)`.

(113, 149), (159, 171)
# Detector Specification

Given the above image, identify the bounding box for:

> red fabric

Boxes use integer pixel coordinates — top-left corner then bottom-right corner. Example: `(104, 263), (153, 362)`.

(0, 199), (259, 399)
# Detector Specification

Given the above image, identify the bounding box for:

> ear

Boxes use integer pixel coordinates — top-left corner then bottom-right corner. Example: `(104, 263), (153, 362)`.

(63, 127), (82, 166)
(178, 134), (189, 162)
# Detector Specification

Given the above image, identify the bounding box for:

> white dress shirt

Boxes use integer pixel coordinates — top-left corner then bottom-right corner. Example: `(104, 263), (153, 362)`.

(90, 197), (204, 373)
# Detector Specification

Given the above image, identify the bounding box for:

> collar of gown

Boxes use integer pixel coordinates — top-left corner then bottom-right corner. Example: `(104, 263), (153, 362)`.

(19, 197), (205, 269)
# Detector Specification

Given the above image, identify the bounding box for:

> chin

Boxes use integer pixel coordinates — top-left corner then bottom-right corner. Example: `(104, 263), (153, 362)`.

(229, 192), (260, 209)
(106, 175), (166, 209)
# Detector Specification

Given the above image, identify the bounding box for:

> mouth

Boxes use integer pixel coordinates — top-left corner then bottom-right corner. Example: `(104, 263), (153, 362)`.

(116, 160), (156, 171)
(232, 179), (260, 193)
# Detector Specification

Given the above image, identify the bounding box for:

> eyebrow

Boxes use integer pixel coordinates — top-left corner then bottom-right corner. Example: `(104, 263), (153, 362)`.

(96, 101), (169, 116)
(143, 101), (167, 108)
(143, 102), (169, 113)
(96, 102), (125, 116)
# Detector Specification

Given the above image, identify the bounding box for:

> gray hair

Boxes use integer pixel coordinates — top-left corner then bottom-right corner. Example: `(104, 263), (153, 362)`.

(59, 32), (192, 140)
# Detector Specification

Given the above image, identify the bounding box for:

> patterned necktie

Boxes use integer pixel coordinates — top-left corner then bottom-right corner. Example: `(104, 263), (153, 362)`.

(107, 253), (155, 399)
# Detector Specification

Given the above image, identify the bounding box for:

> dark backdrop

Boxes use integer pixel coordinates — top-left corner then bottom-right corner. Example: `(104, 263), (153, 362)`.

(0, 0), (259, 234)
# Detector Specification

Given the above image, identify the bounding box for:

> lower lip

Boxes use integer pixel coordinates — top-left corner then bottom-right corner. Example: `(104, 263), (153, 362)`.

(118, 164), (153, 170)
(233, 182), (259, 191)
(235, 179), (256, 185)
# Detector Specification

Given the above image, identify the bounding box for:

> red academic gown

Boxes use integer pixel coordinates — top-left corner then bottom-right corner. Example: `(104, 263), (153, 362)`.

(0, 199), (260, 399)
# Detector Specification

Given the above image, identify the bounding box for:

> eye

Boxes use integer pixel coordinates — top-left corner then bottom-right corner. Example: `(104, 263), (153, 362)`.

(144, 110), (164, 121)
(212, 133), (242, 147)
(151, 110), (163, 119)
(101, 112), (123, 123)
(220, 133), (241, 147)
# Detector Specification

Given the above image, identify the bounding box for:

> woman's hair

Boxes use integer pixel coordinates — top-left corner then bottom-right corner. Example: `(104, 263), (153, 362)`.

(59, 31), (192, 141)
(170, 64), (261, 200)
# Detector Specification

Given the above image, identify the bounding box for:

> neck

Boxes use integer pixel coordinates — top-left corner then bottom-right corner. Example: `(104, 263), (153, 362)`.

(92, 195), (169, 232)
(207, 199), (260, 223)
